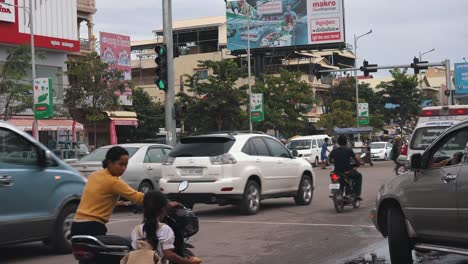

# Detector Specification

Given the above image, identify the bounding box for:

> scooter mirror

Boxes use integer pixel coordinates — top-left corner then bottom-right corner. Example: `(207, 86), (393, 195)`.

(178, 181), (189, 192)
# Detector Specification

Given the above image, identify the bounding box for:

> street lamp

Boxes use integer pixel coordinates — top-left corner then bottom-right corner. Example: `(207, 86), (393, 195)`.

(4, 0), (38, 139)
(418, 48), (435, 89)
(354, 29), (373, 138)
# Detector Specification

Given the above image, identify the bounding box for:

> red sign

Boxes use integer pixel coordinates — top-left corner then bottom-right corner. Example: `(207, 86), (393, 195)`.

(0, 0), (79, 52)
(99, 32), (132, 80)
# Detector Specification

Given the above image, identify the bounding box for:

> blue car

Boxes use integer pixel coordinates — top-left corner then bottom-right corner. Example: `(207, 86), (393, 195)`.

(0, 121), (85, 253)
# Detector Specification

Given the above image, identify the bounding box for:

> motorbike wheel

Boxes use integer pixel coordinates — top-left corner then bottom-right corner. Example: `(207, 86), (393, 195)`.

(333, 191), (345, 213)
(294, 175), (313, 205)
(387, 206), (413, 264)
(239, 181), (261, 215)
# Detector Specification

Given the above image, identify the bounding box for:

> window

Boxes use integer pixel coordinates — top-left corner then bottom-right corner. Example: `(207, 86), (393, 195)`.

(195, 69), (208, 80)
(312, 139), (318, 148)
(0, 128), (38, 166)
(144, 148), (166, 163)
(251, 137), (270, 156)
(80, 147), (139, 161)
(242, 141), (257, 156)
(288, 140), (311, 150)
(429, 128), (468, 168)
(170, 137), (235, 157)
(411, 126), (450, 150)
(264, 138), (290, 158)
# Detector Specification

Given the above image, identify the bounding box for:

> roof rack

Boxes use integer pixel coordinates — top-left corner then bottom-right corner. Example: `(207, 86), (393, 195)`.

(189, 130), (266, 136)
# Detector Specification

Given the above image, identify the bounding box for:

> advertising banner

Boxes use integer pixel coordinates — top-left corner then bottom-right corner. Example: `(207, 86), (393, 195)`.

(454, 63), (468, 95)
(34, 78), (54, 119)
(358, 103), (369, 126)
(226, 0), (344, 50)
(0, 0), (15, 23)
(250, 93), (264, 122)
(99, 32), (132, 105)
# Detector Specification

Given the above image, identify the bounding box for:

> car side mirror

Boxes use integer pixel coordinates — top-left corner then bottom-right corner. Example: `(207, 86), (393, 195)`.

(38, 149), (52, 168)
(292, 150), (298, 157)
(411, 153), (422, 170)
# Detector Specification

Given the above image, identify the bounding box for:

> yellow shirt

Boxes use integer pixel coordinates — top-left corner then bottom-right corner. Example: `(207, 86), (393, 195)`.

(75, 169), (144, 224)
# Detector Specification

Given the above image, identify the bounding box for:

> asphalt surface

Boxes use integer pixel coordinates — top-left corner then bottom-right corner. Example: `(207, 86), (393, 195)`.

(2, 160), (468, 264)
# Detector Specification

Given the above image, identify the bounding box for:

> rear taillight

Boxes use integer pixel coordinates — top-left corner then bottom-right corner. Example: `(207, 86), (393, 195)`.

(449, 108), (468, 115)
(330, 173), (340, 182)
(210, 153), (237, 165)
(72, 246), (95, 260)
(420, 110), (439, 116)
(162, 156), (175, 165)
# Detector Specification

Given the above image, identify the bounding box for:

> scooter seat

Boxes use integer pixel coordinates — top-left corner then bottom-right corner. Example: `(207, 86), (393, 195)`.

(94, 235), (132, 248)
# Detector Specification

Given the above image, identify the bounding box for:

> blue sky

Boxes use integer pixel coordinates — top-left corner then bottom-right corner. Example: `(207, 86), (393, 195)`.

(93, 0), (468, 76)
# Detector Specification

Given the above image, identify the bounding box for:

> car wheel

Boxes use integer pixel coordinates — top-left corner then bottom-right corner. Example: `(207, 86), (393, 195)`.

(51, 203), (77, 254)
(239, 181), (261, 215)
(388, 206), (413, 264)
(294, 175), (313, 205)
(313, 157), (319, 167)
(138, 181), (153, 193)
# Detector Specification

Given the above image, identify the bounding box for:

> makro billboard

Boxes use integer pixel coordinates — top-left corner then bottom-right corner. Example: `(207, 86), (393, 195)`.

(226, 0), (345, 51)
(454, 62), (468, 95)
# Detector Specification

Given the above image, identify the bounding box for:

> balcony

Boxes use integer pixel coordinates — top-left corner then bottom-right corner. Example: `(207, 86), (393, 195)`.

(80, 38), (91, 51)
(77, 0), (97, 14)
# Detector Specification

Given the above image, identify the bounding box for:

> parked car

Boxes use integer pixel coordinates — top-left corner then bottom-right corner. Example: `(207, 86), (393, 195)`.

(68, 143), (172, 193)
(287, 135), (333, 167)
(369, 141), (392, 160)
(160, 132), (315, 215)
(54, 141), (90, 160)
(0, 121), (85, 253)
(371, 119), (468, 263)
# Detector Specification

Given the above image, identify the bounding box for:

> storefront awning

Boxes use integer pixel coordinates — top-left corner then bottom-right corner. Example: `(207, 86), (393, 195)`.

(7, 119), (84, 131)
(105, 111), (138, 126)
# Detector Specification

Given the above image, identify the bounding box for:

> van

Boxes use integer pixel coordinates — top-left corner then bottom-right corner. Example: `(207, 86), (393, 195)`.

(287, 135), (333, 167)
(0, 121), (85, 253)
(408, 105), (468, 158)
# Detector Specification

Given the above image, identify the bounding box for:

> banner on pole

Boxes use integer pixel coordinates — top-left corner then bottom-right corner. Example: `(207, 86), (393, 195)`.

(33, 78), (54, 119)
(358, 103), (369, 126)
(250, 93), (264, 122)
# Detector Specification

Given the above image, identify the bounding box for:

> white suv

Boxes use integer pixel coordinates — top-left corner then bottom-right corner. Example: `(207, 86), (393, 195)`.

(160, 132), (314, 215)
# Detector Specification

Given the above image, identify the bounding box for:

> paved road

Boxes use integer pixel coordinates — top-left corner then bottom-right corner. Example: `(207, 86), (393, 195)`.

(2, 161), (468, 264)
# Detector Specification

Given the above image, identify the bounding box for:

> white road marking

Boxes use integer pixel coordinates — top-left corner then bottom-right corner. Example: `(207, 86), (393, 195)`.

(108, 218), (374, 228)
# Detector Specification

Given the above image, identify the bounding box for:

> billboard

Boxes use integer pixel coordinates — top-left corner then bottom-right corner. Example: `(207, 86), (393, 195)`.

(226, 0), (345, 51)
(99, 32), (132, 106)
(454, 62), (468, 95)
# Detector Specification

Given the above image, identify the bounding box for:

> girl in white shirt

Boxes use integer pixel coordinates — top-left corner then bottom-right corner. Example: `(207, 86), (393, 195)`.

(131, 191), (201, 264)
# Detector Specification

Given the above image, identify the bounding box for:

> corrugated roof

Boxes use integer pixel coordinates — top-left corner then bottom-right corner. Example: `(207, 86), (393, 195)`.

(153, 16), (226, 33)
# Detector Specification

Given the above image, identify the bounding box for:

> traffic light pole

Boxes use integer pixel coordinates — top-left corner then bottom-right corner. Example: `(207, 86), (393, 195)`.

(163, 0), (177, 146)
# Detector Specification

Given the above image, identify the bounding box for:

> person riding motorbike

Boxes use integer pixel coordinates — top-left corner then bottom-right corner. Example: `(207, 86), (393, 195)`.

(130, 191), (201, 264)
(329, 135), (363, 201)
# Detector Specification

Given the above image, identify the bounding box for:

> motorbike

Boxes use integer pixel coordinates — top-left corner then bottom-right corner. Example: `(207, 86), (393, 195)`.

(71, 181), (199, 264)
(328, 170), (361, 213)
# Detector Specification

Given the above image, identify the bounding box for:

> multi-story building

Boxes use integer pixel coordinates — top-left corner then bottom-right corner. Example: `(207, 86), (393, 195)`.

(131, 16), (355, 130)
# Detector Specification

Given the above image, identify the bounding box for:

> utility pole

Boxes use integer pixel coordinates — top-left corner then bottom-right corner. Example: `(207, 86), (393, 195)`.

(247, 12), (253, 132)
(163, 0), (176, 146)
(29, 0), (38, 140)
(418, 48), (435, 90)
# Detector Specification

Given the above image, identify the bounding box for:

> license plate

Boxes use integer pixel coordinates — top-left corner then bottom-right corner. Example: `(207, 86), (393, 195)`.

(180, 168), (203, 176)
(329, 183), (340, 190)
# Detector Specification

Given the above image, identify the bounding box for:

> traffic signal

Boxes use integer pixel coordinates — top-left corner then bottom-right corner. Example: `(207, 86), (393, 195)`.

(360, 60), (377, 77)
(411, 57), (429, 74)
(154, 44), (168, 91)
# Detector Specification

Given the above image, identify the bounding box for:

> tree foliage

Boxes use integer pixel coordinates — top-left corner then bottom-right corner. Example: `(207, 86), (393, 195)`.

(65, 52), (124, 123)
(253, 70), (314, 137)
(178, 59), (248, 133)
(376, 68), (427, 132)
(130, 88), (165, 140)
(318, 100), (355, 134)
(0, 45), (36, 120)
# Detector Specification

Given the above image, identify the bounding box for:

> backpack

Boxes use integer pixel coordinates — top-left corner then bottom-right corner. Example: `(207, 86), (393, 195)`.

(121, 224), (165, 264)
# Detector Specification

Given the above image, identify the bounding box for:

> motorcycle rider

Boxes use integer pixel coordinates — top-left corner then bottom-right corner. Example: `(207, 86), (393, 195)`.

(329, 135), (363, 201)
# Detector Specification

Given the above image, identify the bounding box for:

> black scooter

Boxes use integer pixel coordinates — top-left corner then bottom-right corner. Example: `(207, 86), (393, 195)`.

(329, 170), (361, 213)
(71, 181), (198, 264)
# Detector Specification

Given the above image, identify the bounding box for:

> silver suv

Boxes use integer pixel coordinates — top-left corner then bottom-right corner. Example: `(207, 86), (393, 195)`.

(371, 120), (468, 263)
(160, 132), (314, 215)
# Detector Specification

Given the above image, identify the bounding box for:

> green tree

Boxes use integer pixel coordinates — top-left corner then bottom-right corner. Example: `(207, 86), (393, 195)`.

(317, 100), (355, 134)
(130, 88), (165, 141)
(377, 68), (427, 134)
(64, 52), (124, 143)
(253, 70), (314, 137)
(0, 45), (36, 120)
(178, 59), (248, 133)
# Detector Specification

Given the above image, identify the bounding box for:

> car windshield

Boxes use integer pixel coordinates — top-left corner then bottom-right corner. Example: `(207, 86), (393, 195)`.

(288, 140), (311, 150)
(410, 126), (450, 150)
(370, 143), (386, 149)
(80, 147), (139, 161)
(170, 137), (235, 157)
(73, 142), (89, 152)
